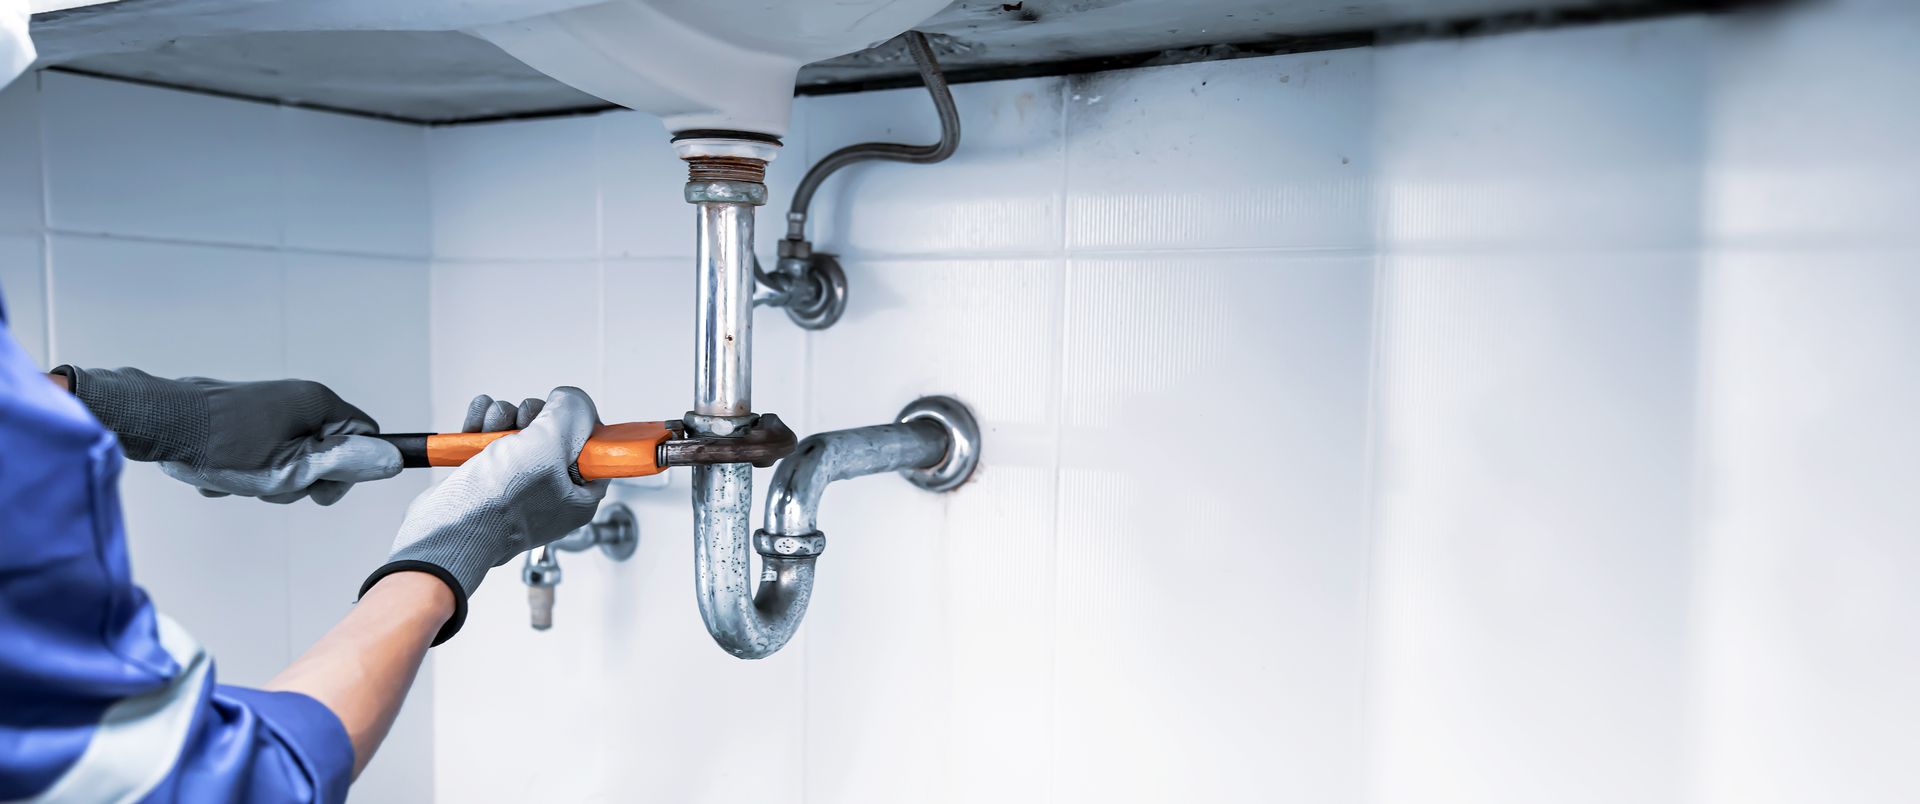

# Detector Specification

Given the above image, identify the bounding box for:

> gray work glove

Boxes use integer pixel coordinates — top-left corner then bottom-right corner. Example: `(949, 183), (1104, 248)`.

(462, 392), (545, 434)
(52, 366), (401, 505)
(360, 386), (608, 645)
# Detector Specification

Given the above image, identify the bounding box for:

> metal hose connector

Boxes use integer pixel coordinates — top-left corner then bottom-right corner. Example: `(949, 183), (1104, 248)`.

(783, 30), (961, 243)
(752, 32), (958, 330)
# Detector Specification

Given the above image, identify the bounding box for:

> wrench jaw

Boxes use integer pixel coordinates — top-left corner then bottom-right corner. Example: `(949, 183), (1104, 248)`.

(657, 413), (798, 469)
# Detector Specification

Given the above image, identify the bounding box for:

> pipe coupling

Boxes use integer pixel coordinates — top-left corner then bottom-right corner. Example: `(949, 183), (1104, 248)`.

(897, 395), (982, 492)
(684, 411), (759, 438)
(685, 180), (767, 206)
(675, 136), (774, 205)
(754, 530), (826, 558)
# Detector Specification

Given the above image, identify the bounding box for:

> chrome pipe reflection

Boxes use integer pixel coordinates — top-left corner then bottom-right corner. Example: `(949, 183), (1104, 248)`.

(693, 200), (754, 418)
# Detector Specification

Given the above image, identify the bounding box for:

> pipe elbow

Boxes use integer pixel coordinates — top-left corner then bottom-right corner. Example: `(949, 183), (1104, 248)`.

(702, 555), (817, 659)
(696, 398), (979, 660)
(763, 420), (949, 538)
(762, 433), (840, 538)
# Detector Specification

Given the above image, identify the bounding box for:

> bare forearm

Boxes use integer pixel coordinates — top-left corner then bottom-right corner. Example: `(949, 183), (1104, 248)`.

(47, 372), (68, 391)
(265, 571), (452, 778)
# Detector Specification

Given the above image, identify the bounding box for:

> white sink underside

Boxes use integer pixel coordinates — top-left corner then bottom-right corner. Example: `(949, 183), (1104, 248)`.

(28, 0), (1697, 123)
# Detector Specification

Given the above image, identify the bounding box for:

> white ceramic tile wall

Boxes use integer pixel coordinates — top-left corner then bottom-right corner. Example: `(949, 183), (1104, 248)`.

(1702, 0), (1920, 251)
(1692, 254), (1920, 804)
(1373, 19), (1709, 252)
(1066, 51), (1374, 252)
(0, 76), (41, 234)
(41, 72), (284, 248)
(422, 5), (1920, 804)
(428, 115), (600, 261)
(1369, 254), (1699, 804)
(0, 233), (43, 363)
(0, 73), (434, 803)
(0, 78), (43, 359)
(1691, 4), (1920, 804)
(282, 108), (433, 257)
(1367, 19), (1709, 804)
(1057, 254), (1375, 804)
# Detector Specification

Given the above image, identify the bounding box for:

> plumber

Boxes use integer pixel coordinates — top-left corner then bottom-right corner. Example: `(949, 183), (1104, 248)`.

(0, 5), (601, 801)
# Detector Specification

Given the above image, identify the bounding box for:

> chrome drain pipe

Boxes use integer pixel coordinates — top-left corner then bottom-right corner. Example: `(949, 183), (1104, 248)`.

(675, 133), (788, 658)
(686, 148), (763, 421)
(674, 136), (982, 659)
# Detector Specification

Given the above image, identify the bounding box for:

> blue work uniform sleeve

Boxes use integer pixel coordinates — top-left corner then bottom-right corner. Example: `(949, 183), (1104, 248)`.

(0, 290), (354, 803)
(134, 686), (354, 804)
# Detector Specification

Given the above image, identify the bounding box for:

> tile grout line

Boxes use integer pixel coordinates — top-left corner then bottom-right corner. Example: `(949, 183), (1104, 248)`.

(276, 105), (294, 665)
(422, 126), (439, 264)
(1676, 247), (1712, 804)
(1044, 74), (1072, 804)
(1355, 60), (1385, 803)
(419, 117), (445, 793)
(276, 100), (296, 660)
(593, 115), (608, 289)
(276, 105), (297, 667)
(1055, 74), (1072, 260)
(1353, 252), (1391, 804)
(417, 121), (442, 795)
(783, 244), (1377, 261)
(1677, 93), (1715, 797)
(277, 255), (295, 664)
(595, 116), (610, 402)
(41, 226), (438, 263)
(36, 72), (55, 365)
(276, 105), (289, 253)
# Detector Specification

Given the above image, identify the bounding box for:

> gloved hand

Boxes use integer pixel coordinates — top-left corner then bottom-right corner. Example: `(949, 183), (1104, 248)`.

(361, 386), (609, 645)
(52, 366), (401, 505)
(462, 392), (545, 434)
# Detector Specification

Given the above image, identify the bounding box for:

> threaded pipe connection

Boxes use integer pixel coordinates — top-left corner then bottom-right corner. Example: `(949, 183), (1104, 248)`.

(685, 155), (767, 184)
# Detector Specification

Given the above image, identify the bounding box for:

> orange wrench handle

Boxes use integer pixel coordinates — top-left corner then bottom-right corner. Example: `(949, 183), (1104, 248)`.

(378, 421), (672, 480)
